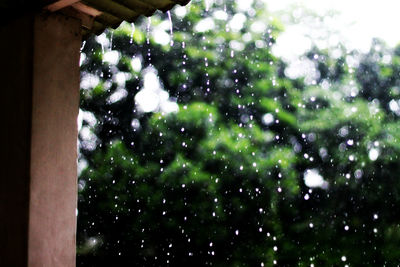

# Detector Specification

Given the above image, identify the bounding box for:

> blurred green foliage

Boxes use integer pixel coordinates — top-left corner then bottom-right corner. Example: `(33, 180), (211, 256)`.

(77, 0), (400, 265)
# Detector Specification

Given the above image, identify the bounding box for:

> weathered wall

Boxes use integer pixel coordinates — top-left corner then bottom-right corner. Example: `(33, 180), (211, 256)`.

(0, 12), (81, 267)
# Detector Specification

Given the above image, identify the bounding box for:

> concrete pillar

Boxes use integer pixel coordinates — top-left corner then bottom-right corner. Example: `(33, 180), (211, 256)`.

(0, 12), (81, 267)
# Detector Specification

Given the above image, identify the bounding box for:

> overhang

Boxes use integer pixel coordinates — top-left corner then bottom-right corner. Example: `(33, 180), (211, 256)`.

(1, 0), (190, 38)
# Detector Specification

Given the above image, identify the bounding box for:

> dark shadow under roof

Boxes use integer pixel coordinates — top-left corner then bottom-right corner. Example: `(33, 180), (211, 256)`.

(1, 0), (191, 38)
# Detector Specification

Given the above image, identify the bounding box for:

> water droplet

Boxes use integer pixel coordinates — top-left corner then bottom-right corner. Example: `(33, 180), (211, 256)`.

(369, 148), (379, 161)
(130, 23), (135, 44)
(167, 11), (174, 46)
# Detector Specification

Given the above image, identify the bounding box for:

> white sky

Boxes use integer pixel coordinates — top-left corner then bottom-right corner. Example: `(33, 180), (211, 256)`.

(266, 0), (400, 60)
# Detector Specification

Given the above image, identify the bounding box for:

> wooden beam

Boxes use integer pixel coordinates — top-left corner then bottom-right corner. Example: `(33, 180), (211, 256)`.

(61, 6), (97, 30)
(46, 0), (101, 31)
(72, 2), (102, 17)
(46, 0), (81, 12)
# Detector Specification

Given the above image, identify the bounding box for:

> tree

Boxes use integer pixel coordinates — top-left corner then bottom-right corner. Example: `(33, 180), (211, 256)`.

(77, 0), (400, 265)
